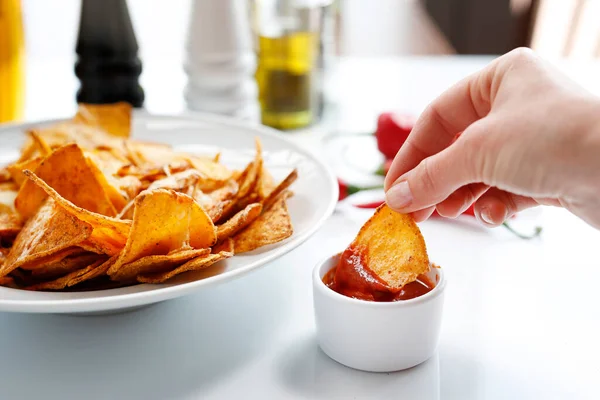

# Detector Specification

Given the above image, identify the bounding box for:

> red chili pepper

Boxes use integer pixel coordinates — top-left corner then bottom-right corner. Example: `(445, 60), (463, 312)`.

(375, 112), (415, 160)
(337, 178), (362, 201)
(354, 200), (385, 209)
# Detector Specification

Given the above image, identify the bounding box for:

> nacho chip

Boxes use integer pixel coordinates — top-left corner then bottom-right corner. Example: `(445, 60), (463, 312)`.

(0, 199), (92, 277)
(261, 169), (298, 210)
(257, 165), (275, 199)
(193, 179), (238, 222)
(16, 144), (117, 219)
(23, 170), (130, 255)
(0, 276), (17, 288)
(217, 203), (262, 242)
(187, 156), (233, 186)
(85, 154), (129, 212)
(30, 253), (106, 279)
(233, 194), (293, 253)
(107, 189), (216, 277)
(7, 157), (42, 187)
(25, 258), (109, 291)
(19, 247), (85, 271)
(351, 204), (429, 289)
(147, 170), (202, 192)
(29, 130), (53, 155)
(0, 207), (22, 239)
(0, 168), (12, 183)
(73, 102), (132, 137)
(111, 248), (209, 283)
(237, 138), (263, 200)
(137, 239), (234, 283)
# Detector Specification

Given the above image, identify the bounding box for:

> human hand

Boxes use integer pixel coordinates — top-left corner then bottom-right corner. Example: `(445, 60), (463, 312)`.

(384, 48), (600, 229)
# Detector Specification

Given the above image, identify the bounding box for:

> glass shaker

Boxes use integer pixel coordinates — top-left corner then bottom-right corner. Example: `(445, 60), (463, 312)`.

(251, 0), (332, 131)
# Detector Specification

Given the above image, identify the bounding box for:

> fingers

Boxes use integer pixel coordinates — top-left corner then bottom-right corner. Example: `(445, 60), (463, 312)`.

(473, 188), (539, 227)
(411, 206), (436, 223)
(435, 183), (490, 218)
(385, 119), (489, 213)
(384, 62), (497, 191)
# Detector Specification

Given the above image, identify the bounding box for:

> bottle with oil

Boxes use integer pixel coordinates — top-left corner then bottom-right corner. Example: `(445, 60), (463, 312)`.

(0, 0), (25, 123)
(252, 0), (331, 130)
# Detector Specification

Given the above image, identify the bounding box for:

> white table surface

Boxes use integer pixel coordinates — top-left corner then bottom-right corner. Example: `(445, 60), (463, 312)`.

(2, 56), (600, 400)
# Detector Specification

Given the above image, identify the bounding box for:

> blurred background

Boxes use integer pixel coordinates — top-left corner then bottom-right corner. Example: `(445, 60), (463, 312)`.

(2, 0), (600, 129)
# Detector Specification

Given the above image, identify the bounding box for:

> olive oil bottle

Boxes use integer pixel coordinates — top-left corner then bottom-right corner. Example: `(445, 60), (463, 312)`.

(252, 0), (329, 131)
(256, 31), (319, 130)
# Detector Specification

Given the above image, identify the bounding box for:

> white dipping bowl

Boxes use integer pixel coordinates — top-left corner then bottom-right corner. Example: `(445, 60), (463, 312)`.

(312, 253), (446, 372)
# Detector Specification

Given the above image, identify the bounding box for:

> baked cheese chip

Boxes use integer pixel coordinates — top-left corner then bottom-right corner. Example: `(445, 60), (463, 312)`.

(23, 170), (130, 255)
(351, 204), (430, 288)
(7, 157), (42, 187)
(233, 194), (293, 253)
(0, 209), (22, 240)
(0, 199), (92, 277)
(261, 169), (297, 210)
(15, 144), (117, 219)
(30, 253), (106, 280)
(73, 102), (132, 138)
(25, 257), (111, 291)
(111, 248), (209, 283)
(217, 203), (262, 242)
(0, 111), (297, 291)
(137, 238), (234, 284)
(107, 189), (216, 279)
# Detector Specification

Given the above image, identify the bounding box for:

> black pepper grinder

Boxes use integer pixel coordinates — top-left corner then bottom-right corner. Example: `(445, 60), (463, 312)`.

(75, 0), (144, 107)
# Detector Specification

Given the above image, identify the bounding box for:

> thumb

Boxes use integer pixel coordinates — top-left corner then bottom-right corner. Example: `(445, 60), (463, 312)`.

(385, 132), (482, 213)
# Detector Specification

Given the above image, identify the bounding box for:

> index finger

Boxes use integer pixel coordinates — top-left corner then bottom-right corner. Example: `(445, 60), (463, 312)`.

(384, 61), (498, 190)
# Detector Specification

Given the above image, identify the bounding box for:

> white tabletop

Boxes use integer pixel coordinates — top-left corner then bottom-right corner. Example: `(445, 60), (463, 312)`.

(3, 56), (600, 400)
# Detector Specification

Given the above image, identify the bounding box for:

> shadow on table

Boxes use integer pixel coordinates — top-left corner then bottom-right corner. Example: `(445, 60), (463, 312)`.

(276, 334), (441, 400)
(0, 270), (289, 400)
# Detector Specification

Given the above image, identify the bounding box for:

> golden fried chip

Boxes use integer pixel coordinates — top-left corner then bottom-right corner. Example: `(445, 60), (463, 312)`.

(25, 258), (109, 291)
(73, 102), (132, 138)
(237, 138), (263, 200)
(111, 248), (209, 282)
(29, 130), (53, 155)
(16, 144), (117, 219)
(217, 203), (262, 242)
(24, 170), (130, 255)
(147, 170), (202, 192)
(7, 157), (42, 187)
(233, 194), (293, 253)
(257, 165), (275, 199)
(193, 179), (238, 222)
(0, 276), (17, 288)
(67, 255), (117, 288)
(0, 200), (22, 239)
(0, 199), (93, 277)
(187, 156), (233, 185)
(30, 253), (106, 279)
(107, 189), (216, 277)
(137, 239), (234, 283)
(261, 169), (297, 210)
(85, 153), (129, 212)
(351, 204), (429, 289)
(124, 141), (177, 167)
(19, 247), (85, 270)
(0, 168), (12, 183)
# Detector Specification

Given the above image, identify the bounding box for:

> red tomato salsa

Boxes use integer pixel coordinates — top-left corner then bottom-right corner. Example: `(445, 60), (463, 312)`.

(323, 246), (434, 302)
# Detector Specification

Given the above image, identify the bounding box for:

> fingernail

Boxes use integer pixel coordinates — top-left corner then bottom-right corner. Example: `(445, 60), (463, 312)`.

(480, 207), (493, 224)
(386, 181), (413, 210)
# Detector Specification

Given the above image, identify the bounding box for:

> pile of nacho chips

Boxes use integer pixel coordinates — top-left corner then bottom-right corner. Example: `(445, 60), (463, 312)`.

(0, 103), (296, 291)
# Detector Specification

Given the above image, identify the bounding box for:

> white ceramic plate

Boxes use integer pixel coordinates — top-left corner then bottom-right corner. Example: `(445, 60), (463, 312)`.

(0, 112), (337, 314)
